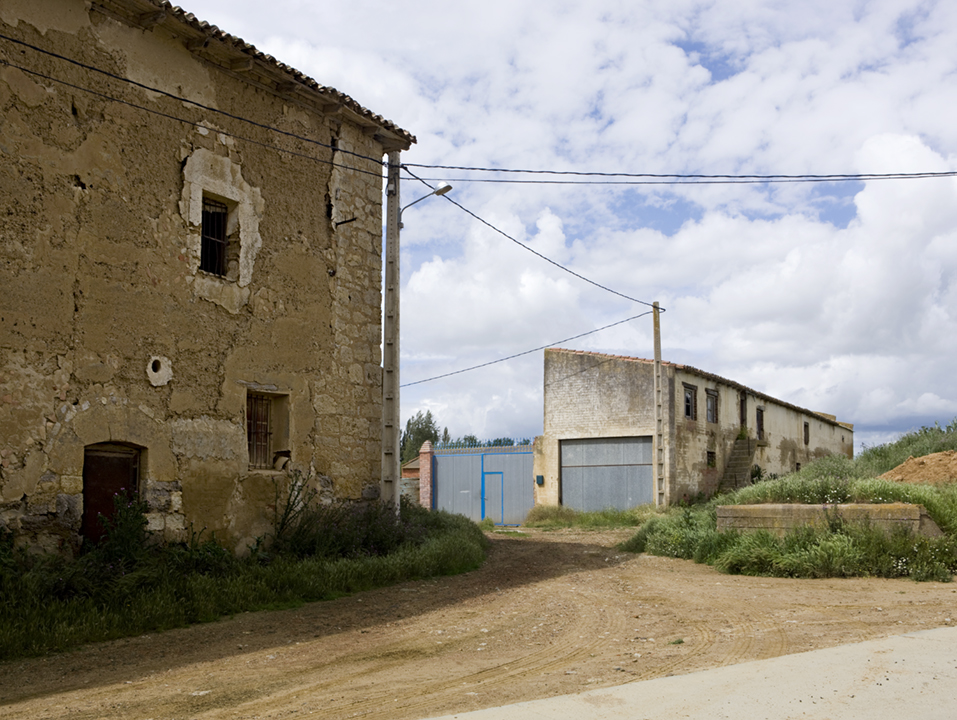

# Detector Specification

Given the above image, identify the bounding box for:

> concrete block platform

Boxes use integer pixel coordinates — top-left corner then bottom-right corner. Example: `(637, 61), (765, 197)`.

(716, 503), (943, 538)
(426, 626), (957, 720)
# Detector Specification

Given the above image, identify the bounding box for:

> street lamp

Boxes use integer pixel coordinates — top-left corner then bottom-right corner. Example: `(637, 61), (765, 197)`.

(399, 182), (452, 228)
(381, 162), (452, 508)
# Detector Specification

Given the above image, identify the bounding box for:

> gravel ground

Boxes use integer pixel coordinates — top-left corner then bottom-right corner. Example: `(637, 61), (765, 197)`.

(3, 527), (956, 720)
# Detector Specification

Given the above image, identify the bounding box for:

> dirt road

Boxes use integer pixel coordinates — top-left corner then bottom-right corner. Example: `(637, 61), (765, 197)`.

(3, 528), (956, 719)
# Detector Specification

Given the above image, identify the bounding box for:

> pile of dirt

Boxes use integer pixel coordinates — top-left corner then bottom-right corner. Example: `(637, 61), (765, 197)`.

(880, 450), (957, 486)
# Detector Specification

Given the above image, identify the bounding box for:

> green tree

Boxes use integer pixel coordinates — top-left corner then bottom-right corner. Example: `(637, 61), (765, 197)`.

(400, 410), (440, 463)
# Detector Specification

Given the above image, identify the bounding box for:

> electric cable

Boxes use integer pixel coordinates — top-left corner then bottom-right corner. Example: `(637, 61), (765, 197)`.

(403, 163), (957, 184)
(401, 172), (957, 186)
(0, 54), (385, 180)
(5, 32), (954, 187)
(403, 168), (660, 309)
(401, 310), (654, 387)
(0, 31), (388, 171)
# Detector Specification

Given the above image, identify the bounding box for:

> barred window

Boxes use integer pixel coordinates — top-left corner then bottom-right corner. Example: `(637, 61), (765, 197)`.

(200, 197), (228, 276)
(247, 393), (272, 469)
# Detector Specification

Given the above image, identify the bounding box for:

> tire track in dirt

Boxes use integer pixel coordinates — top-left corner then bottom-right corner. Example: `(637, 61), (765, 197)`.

(235, 568), (635, 719)
(6, 530), (955, 720)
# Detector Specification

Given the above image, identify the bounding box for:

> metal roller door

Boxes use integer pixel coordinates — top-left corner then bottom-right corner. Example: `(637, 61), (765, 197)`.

(560, 436), (653, 511)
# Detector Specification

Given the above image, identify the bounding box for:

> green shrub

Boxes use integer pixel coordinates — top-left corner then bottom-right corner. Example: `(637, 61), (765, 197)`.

(855, 419), (957, 477)
(0, 489), (487, 661)
(711, 531), (783, 575)
(524, 504), (653, 529)
(641, 508), (714, 560)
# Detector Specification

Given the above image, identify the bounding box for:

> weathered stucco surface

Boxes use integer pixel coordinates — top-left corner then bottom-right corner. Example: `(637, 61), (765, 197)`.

(0, 0), (411, 554)
(535, 348), (853, 509)
(534, 349), (673, 507)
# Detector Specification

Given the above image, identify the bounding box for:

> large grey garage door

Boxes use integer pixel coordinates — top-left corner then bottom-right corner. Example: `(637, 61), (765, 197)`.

(560, 437), (653, 511)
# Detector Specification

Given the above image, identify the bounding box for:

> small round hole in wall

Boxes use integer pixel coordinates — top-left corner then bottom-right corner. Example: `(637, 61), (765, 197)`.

(147, 356), (173, 387)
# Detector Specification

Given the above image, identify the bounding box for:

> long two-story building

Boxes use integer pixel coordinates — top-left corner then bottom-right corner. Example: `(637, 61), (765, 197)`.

(533, 348), (853, 510)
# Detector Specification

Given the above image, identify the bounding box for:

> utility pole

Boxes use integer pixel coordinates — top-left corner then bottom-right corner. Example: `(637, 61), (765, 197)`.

(381, 151), (401, 507)
(653, 301), (665, 507)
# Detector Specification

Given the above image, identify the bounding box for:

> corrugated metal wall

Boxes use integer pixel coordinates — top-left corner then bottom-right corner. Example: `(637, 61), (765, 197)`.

(560, 436), (653, 511)
(433, 447), (534, 525)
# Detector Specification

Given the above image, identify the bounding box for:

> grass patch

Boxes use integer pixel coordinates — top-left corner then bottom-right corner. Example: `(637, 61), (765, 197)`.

(855, 418), (957, 477)
(0, 489), (487, 661)
(524, 504), (657, 529)
(618, 420), (957, 582)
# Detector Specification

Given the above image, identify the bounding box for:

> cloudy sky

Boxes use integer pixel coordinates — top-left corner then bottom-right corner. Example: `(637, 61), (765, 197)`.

(186, 0), (957, 451)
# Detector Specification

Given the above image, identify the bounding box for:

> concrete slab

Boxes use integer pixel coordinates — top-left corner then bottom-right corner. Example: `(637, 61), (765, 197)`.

(426, 626), (957, 720)
(716, 503), (944, 538)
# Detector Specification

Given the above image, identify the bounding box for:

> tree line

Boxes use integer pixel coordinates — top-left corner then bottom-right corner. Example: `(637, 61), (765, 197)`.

(399, 410), (529, 463)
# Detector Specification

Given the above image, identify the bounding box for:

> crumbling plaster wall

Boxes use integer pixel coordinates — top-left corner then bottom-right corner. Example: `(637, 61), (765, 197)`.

(673, 369), (854, 497)
(0, 2), (386, 554)
(533, 350), (667, 507)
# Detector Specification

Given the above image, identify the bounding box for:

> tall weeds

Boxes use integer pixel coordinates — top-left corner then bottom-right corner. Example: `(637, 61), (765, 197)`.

(524, 503), (656, 529)
(619, 420), (957, 583)
(0, 489), (487, 661)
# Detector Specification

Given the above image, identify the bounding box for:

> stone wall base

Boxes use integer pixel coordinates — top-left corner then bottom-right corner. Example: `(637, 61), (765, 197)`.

(716, 503), (944, 538)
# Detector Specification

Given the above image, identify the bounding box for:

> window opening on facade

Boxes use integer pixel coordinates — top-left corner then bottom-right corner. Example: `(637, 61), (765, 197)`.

(683, 384), (697, 420)
(246, 391), (291, 470)
(739, 393), (747, 427)
(706, 389), (718, 424)
(756, 407), (765, 441)
(200, 197), (229, 276)
(247, 393), (272, 469)
(707, 450), (716, 468)
(804, 421), (810, 445)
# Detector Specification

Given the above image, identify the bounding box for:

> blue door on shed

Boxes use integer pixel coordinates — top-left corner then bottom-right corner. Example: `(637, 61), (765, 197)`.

(433, 448), (534, 525)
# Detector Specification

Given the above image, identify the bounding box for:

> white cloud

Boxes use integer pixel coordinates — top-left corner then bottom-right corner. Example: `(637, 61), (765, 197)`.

(180, 0), (957, 447)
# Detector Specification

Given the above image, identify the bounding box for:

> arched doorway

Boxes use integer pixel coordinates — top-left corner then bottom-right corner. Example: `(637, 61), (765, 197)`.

(81, 443), (141, 543)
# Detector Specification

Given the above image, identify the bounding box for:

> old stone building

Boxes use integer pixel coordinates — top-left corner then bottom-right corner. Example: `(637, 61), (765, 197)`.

(0, 0), (413, 553)
(534, 348), (854, 510)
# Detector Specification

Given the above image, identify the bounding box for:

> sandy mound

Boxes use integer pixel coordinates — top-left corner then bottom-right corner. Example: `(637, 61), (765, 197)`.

(879, 450), (957, 486)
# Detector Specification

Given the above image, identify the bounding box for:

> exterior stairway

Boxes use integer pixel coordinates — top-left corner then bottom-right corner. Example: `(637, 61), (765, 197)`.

(720, 437), (756, 491)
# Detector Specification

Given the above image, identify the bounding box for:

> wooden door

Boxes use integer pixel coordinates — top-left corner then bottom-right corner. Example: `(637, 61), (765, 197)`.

(82, 444), (140, 543)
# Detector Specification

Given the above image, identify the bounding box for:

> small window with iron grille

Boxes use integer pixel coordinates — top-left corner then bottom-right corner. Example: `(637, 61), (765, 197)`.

(246, 391), (291, 471)
(200, 197), (229, 276)
(247, 393), (272, 470)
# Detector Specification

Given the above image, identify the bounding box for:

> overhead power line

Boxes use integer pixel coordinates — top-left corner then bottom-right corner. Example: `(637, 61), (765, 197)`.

(403, 168), (660, 309)
(402, 173), (957, 186)
(6, 32), (954, 187)
(0, 32), (384, 175)
(0, 54), (385, 180)
(401, 311), (654, 387)
(403, 163), (957, 185)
